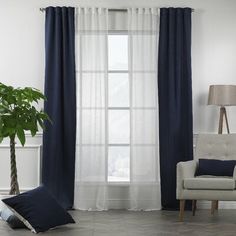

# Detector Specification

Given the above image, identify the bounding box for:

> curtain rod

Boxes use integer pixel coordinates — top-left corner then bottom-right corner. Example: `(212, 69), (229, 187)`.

(39, 7), (194, 12)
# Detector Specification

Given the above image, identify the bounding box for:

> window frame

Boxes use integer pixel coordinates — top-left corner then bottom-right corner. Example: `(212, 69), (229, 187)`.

(77, 30), (159, 185)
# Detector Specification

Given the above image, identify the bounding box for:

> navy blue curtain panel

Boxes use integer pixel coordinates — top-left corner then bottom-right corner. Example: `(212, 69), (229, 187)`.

(42, 7), (76, 210)
(158, 8), (193, 210)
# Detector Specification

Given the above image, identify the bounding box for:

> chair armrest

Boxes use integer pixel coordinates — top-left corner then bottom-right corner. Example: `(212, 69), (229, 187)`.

(233, 166), (236, 179)
(176, 160), (197, 199)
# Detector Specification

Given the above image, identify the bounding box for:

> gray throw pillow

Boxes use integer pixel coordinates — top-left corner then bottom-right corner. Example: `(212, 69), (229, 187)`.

(0, 207), (26, 229)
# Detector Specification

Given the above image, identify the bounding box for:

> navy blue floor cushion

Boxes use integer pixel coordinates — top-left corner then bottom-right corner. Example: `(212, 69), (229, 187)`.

(2, 186), (75, 233)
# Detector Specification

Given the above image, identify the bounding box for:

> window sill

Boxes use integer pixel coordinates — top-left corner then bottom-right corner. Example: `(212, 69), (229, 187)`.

(75, 181), (160, 186)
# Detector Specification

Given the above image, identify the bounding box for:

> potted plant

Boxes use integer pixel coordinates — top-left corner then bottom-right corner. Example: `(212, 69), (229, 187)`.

(0, 82), (50, 195)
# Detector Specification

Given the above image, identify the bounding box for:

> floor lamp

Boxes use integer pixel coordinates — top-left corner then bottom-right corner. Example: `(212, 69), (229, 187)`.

(207, 85), (236, 211)
(208, 85), (236, 134)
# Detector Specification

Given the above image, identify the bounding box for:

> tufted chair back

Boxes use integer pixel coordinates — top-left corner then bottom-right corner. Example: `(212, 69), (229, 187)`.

(195, 134), (236, 161)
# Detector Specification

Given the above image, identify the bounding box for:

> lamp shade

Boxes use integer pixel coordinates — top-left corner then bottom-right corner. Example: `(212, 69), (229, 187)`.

(208, 85), (236, 106)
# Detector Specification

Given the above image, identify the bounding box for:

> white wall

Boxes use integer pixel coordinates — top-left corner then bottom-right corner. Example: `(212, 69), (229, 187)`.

(0, 134), (42, 193)
(1, 0), (236, 132)
(0, 0), (236, 199)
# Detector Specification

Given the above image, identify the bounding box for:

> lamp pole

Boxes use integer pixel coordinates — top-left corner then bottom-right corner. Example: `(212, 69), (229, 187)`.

(218, 106), (230, 134)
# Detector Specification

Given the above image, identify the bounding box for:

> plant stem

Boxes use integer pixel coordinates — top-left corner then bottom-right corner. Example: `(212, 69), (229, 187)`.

(9, 135), (20, 195)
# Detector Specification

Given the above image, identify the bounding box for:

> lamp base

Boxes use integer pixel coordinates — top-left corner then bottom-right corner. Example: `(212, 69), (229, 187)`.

(218, 106), (230, 134)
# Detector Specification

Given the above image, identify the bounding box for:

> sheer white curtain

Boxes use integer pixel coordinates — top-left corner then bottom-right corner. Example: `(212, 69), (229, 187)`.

(74, 7), (161, 210)
(128, 8), (161, 210)
(74, 7), (109, 210)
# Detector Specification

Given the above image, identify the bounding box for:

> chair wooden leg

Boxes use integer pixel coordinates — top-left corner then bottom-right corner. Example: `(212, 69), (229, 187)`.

(215, 200), (219, 210)
(211, 201), (217, 215)
(192, 200), (197, 216)
(179, 200), (185, 221)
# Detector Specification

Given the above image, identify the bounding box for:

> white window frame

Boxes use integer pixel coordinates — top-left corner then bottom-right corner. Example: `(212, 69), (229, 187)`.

(77, 30), (159, 185)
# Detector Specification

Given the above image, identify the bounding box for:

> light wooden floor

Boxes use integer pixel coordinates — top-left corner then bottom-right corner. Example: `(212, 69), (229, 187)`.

(1, 210), (236, 235)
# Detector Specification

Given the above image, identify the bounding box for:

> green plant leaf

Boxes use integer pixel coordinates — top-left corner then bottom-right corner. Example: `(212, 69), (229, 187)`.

(37, 118), (45, 130)
(16, 127), (25, 146)
(30, 129), (37, 137)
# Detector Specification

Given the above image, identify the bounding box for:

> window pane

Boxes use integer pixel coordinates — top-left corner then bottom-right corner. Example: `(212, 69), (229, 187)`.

(80, 146), (106, 182)
(82, 73), (105, 108)
(108, 147), (130, 182)
(132, 35), (157, 72)
(82, 110), (105, 145)
(81, 35), (107, 71)
(132, 110), (156, 145)
(109, 110), (130, 144)
(109, 73), (129, 107)
(132, 146), (156, 182)
(132, 73), (157, 108)
(108, 35), (128, 70)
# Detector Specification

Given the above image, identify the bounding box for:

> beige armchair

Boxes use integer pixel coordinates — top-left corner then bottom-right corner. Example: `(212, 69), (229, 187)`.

(177, 134), (236, 221)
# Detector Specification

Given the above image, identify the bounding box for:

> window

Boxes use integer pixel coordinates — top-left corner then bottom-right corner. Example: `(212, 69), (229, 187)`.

(107, 32), (158, 183)
(108, 34), (130, 182)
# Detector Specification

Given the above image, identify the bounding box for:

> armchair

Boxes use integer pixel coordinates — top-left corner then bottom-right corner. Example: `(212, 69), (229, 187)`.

(177, 134), (236, 221)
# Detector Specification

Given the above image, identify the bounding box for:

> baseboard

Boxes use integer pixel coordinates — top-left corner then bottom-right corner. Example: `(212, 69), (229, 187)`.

(198, 200), (236, 209)
(0, 188), (33, 194)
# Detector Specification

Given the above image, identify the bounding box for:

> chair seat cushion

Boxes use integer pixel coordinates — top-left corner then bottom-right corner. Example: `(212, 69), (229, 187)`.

(184, 177), (235, 190)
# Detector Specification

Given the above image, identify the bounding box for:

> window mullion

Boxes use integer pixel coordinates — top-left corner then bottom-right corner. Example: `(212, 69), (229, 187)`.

(108, 70), (128, 73)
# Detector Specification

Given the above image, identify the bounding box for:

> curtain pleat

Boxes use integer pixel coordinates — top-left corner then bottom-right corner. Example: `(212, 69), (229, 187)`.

(42, 7), (76, 210)
(158, 8), (193, 210)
